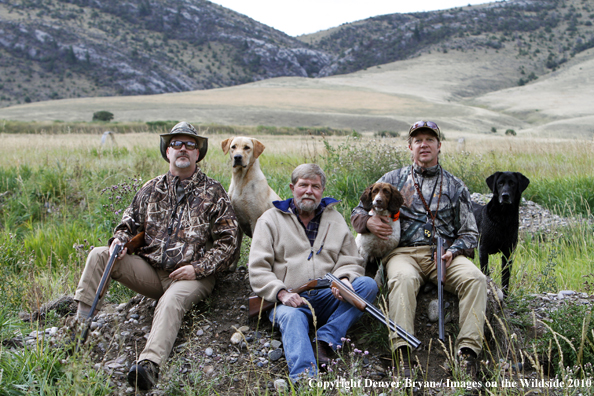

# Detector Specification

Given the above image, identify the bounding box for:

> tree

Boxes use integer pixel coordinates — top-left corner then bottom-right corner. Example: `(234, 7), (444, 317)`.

(93, 111), (114, 122)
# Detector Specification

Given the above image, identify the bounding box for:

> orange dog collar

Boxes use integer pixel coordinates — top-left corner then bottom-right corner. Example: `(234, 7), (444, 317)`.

(370, 209), (400, 221)
(391, 211), (400, 222)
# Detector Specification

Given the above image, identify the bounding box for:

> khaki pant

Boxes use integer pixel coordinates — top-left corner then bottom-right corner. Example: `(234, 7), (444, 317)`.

(74, 246), (215, 365)
(385, 246), (487, 355)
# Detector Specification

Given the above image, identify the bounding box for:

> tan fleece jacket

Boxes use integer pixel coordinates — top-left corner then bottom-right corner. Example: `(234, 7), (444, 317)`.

(249, 202), (364, 302)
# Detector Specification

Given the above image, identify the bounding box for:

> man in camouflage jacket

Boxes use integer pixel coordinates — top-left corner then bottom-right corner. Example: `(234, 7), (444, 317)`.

(74, 122), (240, 391)
(351, 121), (486, 378)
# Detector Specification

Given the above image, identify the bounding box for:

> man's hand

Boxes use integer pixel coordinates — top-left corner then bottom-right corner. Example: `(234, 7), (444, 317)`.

(434, 250), (454, 282)
(109, 238), (127, 259)
(169, 264), (197, 281)
(332, 278), (354, 301)
(278, 289), (305, 307)
(366, 215), (393, 240)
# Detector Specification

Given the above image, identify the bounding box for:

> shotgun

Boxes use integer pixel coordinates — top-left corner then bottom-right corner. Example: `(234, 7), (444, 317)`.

(77, 231), (146, 348)
(248, 274), (421, 349)
(436, 235), (445, 342)
(325, 273), (421, 349)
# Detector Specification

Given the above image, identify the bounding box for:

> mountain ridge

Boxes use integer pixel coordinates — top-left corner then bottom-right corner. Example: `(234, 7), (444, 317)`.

(1, 0), (593, 108)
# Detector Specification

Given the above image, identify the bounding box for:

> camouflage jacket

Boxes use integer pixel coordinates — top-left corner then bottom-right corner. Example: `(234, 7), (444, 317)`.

(351, 164), (478, 257)
(112, 168), (240, 278)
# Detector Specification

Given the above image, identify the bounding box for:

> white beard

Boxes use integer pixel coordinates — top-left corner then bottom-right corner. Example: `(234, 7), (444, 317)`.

(296, 195), (319, 213)
(175, 157), (191, 169)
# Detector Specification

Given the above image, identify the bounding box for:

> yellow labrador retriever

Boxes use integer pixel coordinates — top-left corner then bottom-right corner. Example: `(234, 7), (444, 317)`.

(221, 137), (281, 238)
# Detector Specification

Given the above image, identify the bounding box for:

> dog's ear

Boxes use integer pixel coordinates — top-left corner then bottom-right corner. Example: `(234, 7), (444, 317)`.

(360, 185), (374, 211)
(221, 138), (232, 155)
(516, 172), (530, 193)
(486, 172), (500, 193)
(252, 139), (265, 159)
(388, 186), (404, 213)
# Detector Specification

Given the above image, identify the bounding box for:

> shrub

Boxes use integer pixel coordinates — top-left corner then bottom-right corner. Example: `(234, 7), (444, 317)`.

(540, 303), (594, 370)
(374, 130), (400, 138)
(323, 138), (409, 217)
(92, 111), (114, 122)
(505, 129), (517, 136)
(146, 120), (178, 132)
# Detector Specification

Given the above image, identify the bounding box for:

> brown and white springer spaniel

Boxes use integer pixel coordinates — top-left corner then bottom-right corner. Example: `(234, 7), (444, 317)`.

(355, 183), (404, 274)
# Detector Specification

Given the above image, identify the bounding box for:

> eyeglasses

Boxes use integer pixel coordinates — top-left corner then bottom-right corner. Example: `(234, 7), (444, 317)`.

(409, 121), (440, 133)
(169, 140), (198, 150)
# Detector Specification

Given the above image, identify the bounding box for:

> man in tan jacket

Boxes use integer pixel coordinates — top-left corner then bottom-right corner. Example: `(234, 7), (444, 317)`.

(249, 163), (378, 382)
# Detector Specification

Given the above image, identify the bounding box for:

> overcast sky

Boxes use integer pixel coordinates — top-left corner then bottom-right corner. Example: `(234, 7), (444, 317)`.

(208, 0), (490, 36)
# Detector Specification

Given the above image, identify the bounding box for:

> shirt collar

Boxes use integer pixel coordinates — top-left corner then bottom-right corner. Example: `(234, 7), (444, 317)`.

(273, 197), (339, 214)
(413, 163), (440, 177)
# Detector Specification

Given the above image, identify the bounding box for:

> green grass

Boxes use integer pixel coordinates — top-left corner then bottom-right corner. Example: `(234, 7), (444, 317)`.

(0, 338), (113, 395)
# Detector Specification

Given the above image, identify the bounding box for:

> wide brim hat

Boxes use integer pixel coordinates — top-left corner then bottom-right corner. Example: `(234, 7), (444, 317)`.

(408, 120), (442, 141)
(160, 122), (208, 163)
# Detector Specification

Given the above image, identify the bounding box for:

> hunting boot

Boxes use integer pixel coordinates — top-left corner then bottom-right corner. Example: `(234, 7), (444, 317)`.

(128, 359), (160, 391)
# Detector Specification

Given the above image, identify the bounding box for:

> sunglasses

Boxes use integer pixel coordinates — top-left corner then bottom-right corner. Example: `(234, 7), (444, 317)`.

(409, 120), (440, 133)
(169, 140), (198, 150)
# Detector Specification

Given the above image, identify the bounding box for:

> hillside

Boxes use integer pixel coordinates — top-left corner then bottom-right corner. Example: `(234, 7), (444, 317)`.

(300, 0), (594, 83)
(0, 0), (333, 106)
(1, 0), (594, 110)
(2, 44), (593, 138)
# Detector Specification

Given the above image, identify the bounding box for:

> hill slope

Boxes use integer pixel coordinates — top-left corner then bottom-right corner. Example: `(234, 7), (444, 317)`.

(300, 0), (594, 83)
(3, 45), (593, 137)
(0, 0), (333, 105)
(2, 0), (594, 109)
(1, 0), (593, 138)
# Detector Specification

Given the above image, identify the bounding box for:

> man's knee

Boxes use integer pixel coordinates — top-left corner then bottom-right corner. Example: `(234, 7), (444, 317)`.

(272, 307), (309, 331)
(165, 279), (214, 313)
(457, 264), (487, 292)
(353, 276), (379, 300)
(387, 270), (418, 292)
(469, 271), (487, 293)
(87, 246), (109, 266)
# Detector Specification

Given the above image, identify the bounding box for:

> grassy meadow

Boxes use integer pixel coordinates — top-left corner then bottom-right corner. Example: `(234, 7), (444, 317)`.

(1, 124), (594, 394)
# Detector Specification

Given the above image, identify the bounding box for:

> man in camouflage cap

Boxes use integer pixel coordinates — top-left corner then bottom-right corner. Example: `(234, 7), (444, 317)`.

(74, 121), (240, 391)
(351, 121), (486, 380)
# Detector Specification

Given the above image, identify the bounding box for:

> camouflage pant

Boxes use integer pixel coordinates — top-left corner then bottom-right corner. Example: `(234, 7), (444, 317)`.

(74, 246), (215, 365)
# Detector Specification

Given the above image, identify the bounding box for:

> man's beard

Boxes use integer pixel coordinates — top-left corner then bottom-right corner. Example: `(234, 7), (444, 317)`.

(295, 195), (319, 213)
(175, 156), (192, 169)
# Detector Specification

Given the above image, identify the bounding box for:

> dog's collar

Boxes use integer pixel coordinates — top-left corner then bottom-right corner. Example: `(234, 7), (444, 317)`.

(369, 209), (400, 222)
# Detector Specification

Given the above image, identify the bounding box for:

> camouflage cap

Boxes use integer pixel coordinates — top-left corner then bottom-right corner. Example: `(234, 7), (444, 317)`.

(160, 122), (208, 163)
(408, 120), (442, 141)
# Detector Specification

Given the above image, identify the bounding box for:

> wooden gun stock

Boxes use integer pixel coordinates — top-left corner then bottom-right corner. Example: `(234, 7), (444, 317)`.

(248, 278), (331, 319)
(328, 280), (367, 312)
(124, 231), (146, 255)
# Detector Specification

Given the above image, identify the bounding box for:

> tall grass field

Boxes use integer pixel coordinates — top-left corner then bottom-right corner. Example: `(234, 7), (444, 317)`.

(1, 122), (594, 394)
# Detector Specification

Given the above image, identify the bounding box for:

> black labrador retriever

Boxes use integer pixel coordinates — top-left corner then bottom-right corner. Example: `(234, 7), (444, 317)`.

(472, 171), (530, 295)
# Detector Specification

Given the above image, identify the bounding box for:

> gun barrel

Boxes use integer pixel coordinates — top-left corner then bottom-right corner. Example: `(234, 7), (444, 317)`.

(78, 243), (122, 349)
(437, 237), (445, 341)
